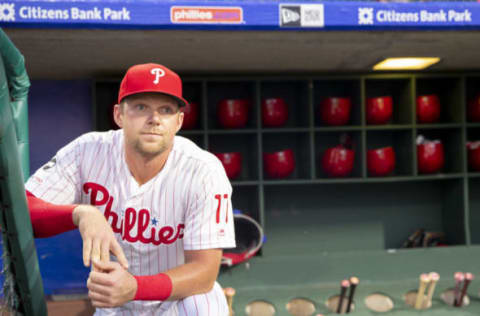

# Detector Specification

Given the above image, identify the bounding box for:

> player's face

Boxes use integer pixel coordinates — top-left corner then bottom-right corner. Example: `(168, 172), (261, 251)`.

(114, 93), (184, 158)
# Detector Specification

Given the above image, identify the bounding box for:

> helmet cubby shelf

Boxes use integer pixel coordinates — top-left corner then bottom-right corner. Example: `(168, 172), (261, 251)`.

(94, 73), (480, 315)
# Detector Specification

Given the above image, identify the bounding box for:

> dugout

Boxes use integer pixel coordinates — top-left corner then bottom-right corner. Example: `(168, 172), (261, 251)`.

(3, 1), (480, 315)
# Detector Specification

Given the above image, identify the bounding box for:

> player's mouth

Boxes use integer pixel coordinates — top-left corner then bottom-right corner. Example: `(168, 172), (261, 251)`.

(142, 131), (163, 136)
(141, 132), (163, 139)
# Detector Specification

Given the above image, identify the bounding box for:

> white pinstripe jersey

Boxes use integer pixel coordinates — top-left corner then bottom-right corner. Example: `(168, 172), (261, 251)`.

(26, 130), (236, 315)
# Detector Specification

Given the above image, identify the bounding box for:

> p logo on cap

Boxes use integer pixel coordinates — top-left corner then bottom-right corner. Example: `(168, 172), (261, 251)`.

(118, 63), (188, 107)
(151, 68), (165, 84)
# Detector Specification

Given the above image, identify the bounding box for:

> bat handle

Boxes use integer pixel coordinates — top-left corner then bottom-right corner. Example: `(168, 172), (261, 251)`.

(224, 287), (235, 316)
(458, 274), (474, 308)
(415, 274), (430, 310)
(337, 280), (350, 314)
(346, 277), (359, 313)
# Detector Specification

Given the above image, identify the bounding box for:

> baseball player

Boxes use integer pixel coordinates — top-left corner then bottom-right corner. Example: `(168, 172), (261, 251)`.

(25, 63), (236, 315)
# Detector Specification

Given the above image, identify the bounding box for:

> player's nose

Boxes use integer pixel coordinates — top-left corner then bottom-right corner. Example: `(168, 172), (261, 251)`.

(148, 111), (162, 125)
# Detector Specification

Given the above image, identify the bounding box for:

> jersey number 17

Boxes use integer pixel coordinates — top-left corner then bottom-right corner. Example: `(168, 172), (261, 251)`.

(214, 194), (229, 224)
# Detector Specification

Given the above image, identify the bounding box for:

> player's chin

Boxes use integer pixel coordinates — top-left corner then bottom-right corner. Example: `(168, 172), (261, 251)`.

(136, 142), (165, 156)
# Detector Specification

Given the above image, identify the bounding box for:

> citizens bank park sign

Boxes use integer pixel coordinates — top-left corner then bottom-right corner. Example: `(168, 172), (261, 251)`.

(0, 0), (480, 30)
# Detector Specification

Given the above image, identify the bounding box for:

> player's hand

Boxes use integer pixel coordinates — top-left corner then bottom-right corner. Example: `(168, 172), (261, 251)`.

(73, 205), (128, 269)
(87, 260), (137, 308)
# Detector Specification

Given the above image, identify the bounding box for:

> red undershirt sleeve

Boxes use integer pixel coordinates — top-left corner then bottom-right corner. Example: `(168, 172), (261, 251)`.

(134, 273), (172, 301)
(27, 191), (173, 301)
(26, 191), (77, 238)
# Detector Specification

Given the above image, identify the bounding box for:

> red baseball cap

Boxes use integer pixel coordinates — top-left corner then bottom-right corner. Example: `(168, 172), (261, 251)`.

(118, 63), (188, 107)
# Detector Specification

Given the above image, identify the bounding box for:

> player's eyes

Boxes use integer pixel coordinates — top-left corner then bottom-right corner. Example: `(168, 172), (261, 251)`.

(135, 104), (146, 111)
(160, 107), (174, 114)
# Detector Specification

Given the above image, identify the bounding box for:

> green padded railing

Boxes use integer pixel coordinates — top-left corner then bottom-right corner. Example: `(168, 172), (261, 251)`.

(0, 28), (46, 315)
(0, 29), (29, 180)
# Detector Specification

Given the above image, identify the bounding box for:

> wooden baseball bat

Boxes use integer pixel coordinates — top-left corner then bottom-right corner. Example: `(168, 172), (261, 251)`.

(346, 277), (359, 313)
(337, 280), (350, 314)
(424, 272), (439, 308)
(224, 287), (236, 316)
(414, 273), (431, 310)
(453, 272), (465, 307)
(458, 273), (474, 307)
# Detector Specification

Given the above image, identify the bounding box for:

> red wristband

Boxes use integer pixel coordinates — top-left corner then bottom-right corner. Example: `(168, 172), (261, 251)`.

(134, 273), (172, 301)
(26, 191), (77, 238)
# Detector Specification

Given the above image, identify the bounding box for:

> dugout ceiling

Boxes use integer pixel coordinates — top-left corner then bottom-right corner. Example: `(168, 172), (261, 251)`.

(3, 28), (480, 79)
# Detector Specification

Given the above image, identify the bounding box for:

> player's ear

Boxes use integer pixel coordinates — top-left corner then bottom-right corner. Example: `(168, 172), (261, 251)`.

(113, 103), (124, 128)
(175, 107), (184, 133)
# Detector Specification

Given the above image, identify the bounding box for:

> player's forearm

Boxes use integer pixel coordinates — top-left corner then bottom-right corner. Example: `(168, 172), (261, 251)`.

(133, 261), (218, 301)
(26, 191), (77, 237)
(165, 260), (219, 300)
(134, 251), (221, 301)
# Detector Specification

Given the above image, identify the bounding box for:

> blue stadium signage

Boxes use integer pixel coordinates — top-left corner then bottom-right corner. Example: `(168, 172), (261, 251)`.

(0, 1), (479, 30)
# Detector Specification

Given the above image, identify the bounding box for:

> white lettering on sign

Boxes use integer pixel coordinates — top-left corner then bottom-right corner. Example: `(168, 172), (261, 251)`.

(71, 7), (102, 20)
(359, 6), (473, 25)
(420, 10), (447, 22)
(448, 9), (472, 22)
(376, 10), (419, 23)
(104, 7), (131, 20)
(15, 5), (132, 21)
(19, 6), (69, 20)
